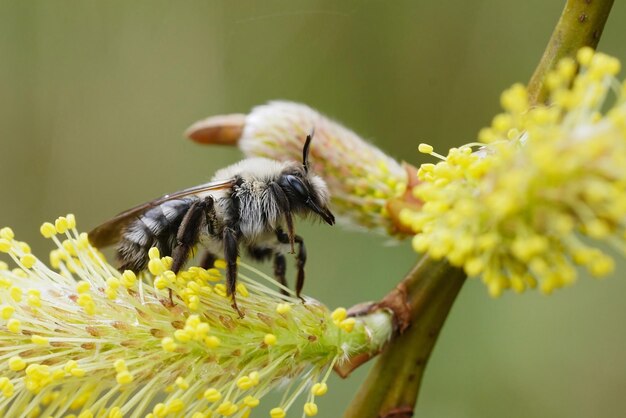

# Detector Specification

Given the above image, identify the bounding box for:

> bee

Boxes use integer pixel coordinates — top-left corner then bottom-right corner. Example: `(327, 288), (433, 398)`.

(88, 134), (335, 316)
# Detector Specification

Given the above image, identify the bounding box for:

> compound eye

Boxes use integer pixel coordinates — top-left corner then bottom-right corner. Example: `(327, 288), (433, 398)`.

(285, 175), (308, 197)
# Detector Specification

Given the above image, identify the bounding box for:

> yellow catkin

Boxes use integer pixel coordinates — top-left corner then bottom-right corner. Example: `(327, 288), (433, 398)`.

(402, 49), (626, 296)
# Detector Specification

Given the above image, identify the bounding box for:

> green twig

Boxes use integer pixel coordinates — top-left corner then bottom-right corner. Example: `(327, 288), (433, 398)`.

(342, 258), (466, 418)
(527, 0), (614, 105)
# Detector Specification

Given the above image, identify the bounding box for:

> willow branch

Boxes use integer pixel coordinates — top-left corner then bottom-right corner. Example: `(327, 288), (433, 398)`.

(527, 0), (614, 105)
(341, 258), (465, 418)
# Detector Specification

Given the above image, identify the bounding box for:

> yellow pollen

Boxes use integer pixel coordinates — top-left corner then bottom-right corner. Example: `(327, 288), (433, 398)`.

(1, 305), (15, 319)
(18, 241), (32, 253)
(10, 286), (22, 302)
(339, 317), (356, 333)
(55, 217), (69, 234)
(105, 287), (117, 300)
(66, 213), (76, 229)
(168, 398), (185, 412)
(577, 46), (594, 66)
(217, 401), (238, 416)
(204, 268), (222, 282)
(0, 227), (14, 240)
(40, 222), (57, 238)
(203, 388), (222, 402)
(589, 255), (615, 277)
(108, 408), (123, 418)
(264, 333), (277, 346)
(0, 239), (12, 253)
(64, 360), (78, 373)
(121, 270), (137, 288)
(77, 293), (96, 315)
(28, 406), (42, 418)
(76, 281), (91, 293)
(213, 283), (227, 297)
(175, 376), (189, 390)
(116, 370), (133, 385)
(331, 307), (347, 322)
(186, 314), (201, 327)
(19, 254), (36, 269)
(107, 277), (122, 289)
(311, 382), (328, 396)
(243, 395), (260, 408)
(0, 377), (14, 397)
(31, 335), (49, 346)
(9, 356), (26, 371)
(270, 407), (286, 418)
(174, 329), (192, 342)
(276, 303), (291, 314)
(152, 403), (168, 417)
(214, 259), (227, 269)
(304, 402), (319, 416)
(148, 247), (161, 260)
(236, 283), (249, 297)
(41, 391), (59, 406)
(12, 268), (28, 278)
(236, 376), (254, 390)
(113, 359), (127, 373)
(148, 259), (166, 276)
(153, 276), (168, 290)
(71, 367), (86, 377)
(204, 335), (221, 348)
(418, 143), (434, 154)
(162, 337), (177, 352)
(7, 318), (21, 333)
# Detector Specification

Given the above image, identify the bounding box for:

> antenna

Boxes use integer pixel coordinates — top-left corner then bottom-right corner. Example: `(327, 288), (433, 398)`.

(302, 128), (314, 172)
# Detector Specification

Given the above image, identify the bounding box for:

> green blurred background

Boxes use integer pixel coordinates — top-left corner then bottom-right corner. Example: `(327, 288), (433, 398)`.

(2, 1), (626, 417)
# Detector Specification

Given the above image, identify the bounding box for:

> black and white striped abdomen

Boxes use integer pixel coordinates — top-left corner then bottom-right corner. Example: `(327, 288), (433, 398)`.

(117, 198), (197, 272)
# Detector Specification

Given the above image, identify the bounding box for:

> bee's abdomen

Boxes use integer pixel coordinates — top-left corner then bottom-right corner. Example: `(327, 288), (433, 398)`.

(117, 198), (195, 272)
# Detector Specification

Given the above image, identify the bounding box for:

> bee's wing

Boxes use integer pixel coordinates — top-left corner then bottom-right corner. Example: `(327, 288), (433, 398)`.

(88, 178), (236, 248)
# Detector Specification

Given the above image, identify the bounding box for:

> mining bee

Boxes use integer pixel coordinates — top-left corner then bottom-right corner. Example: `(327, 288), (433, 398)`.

(89, 134), (335, 316)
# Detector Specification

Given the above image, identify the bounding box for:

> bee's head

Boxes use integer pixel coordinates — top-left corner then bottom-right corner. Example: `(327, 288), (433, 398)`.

(278, 132), (335, 225)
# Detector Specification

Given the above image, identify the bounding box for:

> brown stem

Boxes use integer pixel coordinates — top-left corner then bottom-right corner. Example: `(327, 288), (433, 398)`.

(343, 257), (466, 418)
(527, 0), (614, 105)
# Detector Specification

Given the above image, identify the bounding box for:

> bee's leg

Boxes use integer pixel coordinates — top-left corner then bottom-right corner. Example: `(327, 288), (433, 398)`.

(247, 246), (289, 296)
(223, 226), (243, 318)
(203, 196), (218, 236)
(274, 253), (289, 296)
(246, 246), (273, 262)
(294, 237), (306, 299)
(269, 183), (295, 253)
(169, 198), (212, 305)
(276, 229), (306, 300)
(171, 198), (211, 273)
(199, 197), (219, 270)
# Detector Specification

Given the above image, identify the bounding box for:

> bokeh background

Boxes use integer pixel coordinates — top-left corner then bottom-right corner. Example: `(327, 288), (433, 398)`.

(2, 1), (626, 417)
